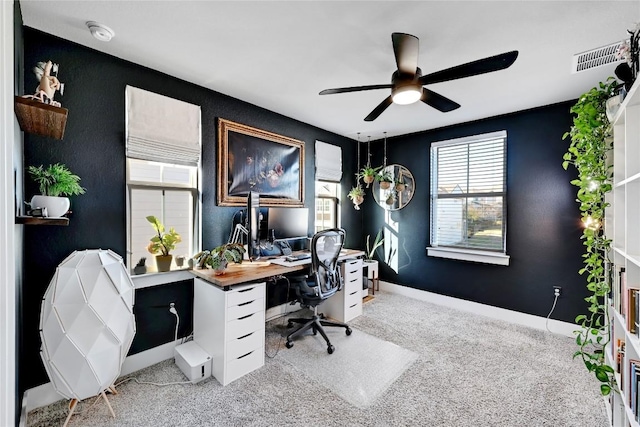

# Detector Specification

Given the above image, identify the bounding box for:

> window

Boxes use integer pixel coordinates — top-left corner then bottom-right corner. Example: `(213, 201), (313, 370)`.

(125, 86), (201, 273)
(315, 181), (340, 232)
(428, 130), (509, 266)
(127, 159), (199, 272)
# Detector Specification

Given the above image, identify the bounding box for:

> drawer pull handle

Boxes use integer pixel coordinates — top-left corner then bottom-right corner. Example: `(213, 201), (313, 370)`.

(349, 278), (358, 283)
(349, 291), (358, 296)
(349, 303), (358, 309)
(238, 350), (254, 359)
(237, 332), (254, 340)
(238, 313), (254, 320)
(238, 300), (254, 307)
(238, 287), (255, 293)
(349, 269), (358, 274)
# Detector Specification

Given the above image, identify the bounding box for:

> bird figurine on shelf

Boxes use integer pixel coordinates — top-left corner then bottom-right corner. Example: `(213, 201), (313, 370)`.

(22, 60), (65, 107)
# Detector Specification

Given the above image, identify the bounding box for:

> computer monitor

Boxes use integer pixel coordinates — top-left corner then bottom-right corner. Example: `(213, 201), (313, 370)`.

(246, 191), (261, 260)
(267, 207), (309, 241)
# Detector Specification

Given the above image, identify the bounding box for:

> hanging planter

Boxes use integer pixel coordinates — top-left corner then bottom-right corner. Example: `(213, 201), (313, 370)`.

(348, 185), (365, 210)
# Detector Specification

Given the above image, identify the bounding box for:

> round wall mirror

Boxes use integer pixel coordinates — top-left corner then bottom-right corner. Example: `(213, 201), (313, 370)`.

(372, 164), (415, 210)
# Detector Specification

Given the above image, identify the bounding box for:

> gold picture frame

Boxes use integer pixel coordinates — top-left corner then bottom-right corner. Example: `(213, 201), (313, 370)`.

(217, 118), (305, 207)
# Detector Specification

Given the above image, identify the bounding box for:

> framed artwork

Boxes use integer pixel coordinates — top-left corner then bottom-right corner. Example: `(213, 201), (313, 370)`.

(217, 118), (305, 206)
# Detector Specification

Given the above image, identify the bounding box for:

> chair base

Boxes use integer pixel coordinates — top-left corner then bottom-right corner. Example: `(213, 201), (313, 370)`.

(285, 311), (352, 354)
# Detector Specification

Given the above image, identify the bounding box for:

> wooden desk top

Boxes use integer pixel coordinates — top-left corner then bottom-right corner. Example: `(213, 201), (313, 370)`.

(191, 249), (364, 288)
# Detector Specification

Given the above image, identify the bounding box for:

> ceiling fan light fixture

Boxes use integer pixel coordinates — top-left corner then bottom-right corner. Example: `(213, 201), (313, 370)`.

(391, 85), (421, 105)
(86, 21), (115, 42)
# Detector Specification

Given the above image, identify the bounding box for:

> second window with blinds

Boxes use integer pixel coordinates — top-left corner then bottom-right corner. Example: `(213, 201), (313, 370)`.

(428, 130), (510, 266)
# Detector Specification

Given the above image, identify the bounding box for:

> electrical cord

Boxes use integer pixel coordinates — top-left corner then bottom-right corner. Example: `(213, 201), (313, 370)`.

(115, 376), (192, 388)
(265, 275), (293, 359)
(545, 294), (559, 333)
(169, 303), (179, 343)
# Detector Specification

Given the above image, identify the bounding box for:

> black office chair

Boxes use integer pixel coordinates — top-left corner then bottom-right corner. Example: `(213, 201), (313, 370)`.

(285, 228), (352, 354)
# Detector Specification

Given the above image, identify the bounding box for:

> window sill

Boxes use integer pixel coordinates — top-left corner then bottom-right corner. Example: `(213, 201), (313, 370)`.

(427, 247), (510, 266)
(131, 269), (194, 289)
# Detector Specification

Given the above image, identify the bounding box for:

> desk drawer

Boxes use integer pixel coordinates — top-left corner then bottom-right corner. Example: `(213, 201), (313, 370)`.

(344, 274), (362, 293)
(227, 283), (265, 307)
(227, 298), (264, 319)
(344, 302), (362, 322)
(227, 330), (263, 360)
(345, 287), (362, 307)
(342, 259), (362, 279)
(226, 348), (264, 384)
(227, 311), (264, 341)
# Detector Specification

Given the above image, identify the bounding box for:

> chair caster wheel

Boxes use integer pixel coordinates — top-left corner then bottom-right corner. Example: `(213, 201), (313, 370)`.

(285, 341), (294, 349)
(287, 322), (294, 328)
(346, 328), (352, 336)
(312, 329), (318, 335)
(327, 345), (335, 354)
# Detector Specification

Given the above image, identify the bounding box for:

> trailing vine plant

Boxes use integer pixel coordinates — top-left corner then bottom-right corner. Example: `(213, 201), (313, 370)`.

(562, 77), (618, 396)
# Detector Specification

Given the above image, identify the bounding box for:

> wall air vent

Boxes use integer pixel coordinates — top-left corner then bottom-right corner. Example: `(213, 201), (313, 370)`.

(571, 40), (626, 73)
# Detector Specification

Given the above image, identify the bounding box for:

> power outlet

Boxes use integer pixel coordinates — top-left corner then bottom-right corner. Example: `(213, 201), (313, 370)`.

(553, 286), (562, 297)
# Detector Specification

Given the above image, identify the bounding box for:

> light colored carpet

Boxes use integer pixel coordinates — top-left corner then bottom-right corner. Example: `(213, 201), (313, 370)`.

(26, 291), (609, 426)
(277, 326), (418, 408)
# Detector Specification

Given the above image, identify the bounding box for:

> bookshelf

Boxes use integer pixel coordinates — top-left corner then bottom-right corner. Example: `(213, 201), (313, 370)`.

(608, 76), (640, 427)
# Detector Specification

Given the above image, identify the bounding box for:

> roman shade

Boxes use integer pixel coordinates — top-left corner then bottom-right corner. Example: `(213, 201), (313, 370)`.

(126, 86), (201, 166)
(315, 141), (342, 182)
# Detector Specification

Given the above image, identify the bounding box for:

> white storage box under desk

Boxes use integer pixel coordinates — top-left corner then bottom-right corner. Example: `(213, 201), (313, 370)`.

(194, 279), (266, 386)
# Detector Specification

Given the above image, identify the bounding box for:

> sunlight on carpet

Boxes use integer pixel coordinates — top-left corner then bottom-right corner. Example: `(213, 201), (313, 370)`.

(278, 327), (418, 409)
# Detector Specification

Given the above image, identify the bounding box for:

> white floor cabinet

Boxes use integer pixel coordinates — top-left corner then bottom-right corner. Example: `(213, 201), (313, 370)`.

(193, 279), (265, 386)
(322, 258), (363, 322)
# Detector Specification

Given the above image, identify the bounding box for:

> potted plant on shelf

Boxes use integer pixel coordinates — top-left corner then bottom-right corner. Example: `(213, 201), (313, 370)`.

(394, 177), (406, 192)
(358, 165), (382, 188)
(378, 169), (393, 190)
(193, 243), (245, 275)
(146, 215), (182, 272)
(27, 163), (86, 217)
(348, 185), (366, 210)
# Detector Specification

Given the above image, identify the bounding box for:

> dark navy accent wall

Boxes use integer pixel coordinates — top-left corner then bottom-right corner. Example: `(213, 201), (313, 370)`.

(20, 28), (361, 390)
(362, 103), (586, 323)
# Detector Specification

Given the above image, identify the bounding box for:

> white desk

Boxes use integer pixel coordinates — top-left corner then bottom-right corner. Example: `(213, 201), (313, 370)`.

(191, 249), (364, 386)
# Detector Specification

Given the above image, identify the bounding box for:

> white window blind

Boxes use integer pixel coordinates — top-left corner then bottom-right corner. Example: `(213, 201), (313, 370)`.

(430, 131), (507, 259)
(315, 141), (342, 182)
(126, 86), (201, 166)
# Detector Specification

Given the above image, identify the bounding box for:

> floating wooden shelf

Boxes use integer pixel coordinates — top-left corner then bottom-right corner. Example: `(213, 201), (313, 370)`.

(15, 216), (69, 226)
(14, 96), (68, 140)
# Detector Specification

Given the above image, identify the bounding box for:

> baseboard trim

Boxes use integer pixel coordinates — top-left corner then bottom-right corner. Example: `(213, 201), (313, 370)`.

(378, 281), (577, 338)
(26, 339), (183, 411)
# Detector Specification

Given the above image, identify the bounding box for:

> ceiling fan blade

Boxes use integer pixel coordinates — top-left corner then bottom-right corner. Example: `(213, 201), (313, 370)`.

(421, 88), (460, 112)
(319, 84), (392, 95)
(392, 32), (419, 76)
(364, 96), (393, 121)
(419, 50), (519, 85)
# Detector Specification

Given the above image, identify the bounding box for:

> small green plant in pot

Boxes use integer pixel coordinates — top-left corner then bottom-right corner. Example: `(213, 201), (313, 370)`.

(378, 169), (393, 190)
(28, 163), (86, 217)
(358, 165), (382, 188)
(193, 243), (245, 275)
(348, 185), (365, 210)
(146, 215), (182, 272)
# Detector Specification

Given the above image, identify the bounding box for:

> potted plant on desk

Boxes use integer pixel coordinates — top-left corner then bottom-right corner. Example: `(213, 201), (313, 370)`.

(146, 215), (181, 272)
(193, 243), (245, 275)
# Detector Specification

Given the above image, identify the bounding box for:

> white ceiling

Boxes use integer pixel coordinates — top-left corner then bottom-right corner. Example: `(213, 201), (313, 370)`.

(19, 1), (640, 140)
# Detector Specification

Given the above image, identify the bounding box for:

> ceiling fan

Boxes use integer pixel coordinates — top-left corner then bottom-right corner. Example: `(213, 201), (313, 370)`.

(319, 33), (519, 121)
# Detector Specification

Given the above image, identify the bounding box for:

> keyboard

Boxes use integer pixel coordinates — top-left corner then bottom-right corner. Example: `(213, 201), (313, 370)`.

(285, 253), (311, 262)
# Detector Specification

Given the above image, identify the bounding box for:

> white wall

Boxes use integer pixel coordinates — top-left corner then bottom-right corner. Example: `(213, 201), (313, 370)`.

(1, 1), (18, 426)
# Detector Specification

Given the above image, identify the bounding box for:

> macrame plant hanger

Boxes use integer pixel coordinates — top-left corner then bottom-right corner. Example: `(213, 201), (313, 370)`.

(349, 132), (365, 210)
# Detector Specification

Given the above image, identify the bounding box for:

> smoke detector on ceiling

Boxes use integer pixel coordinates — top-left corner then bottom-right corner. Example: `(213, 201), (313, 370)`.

(86, 21), (114, 42)
(571, 40), (626, 73)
